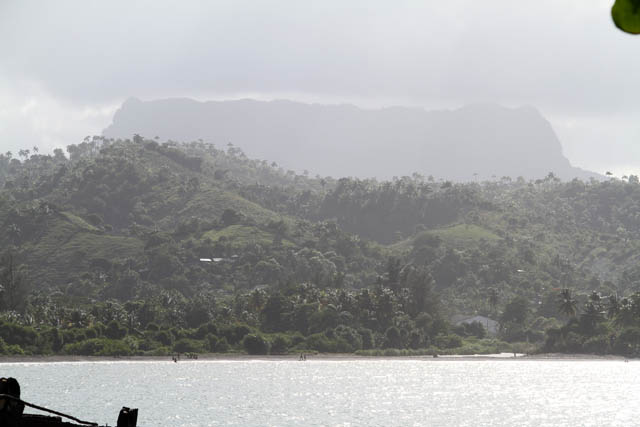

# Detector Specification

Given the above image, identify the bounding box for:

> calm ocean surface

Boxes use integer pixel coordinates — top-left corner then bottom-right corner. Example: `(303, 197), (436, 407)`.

(1, 358), (638, 426)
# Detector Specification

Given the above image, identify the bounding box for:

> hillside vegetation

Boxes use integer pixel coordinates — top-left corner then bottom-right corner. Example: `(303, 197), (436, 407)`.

(0, 137), (639, 357)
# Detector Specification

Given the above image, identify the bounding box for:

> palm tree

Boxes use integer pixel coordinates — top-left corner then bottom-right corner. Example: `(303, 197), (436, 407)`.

(589, 291), (603, 311)
(7, 223), (21, 245)
(607, 294), (620, 319)
(558, 288), (578, 318)
(581, 302), (603, 332)
(614, 298), (634, 327)
(488, 288), (499, 315)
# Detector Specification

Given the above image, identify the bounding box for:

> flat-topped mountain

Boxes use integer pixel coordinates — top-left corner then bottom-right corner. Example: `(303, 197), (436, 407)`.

(104, 97), (597, 181)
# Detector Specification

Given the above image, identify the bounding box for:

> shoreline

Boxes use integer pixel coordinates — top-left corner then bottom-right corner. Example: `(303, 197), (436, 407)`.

(0, 352), (631, 363)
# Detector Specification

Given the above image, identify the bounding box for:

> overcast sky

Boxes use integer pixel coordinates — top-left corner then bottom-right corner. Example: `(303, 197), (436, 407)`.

(1, 0), (638, 176)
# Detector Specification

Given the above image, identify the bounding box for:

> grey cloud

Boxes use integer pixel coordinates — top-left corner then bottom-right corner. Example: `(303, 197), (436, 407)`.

(1, 0), (636, 115)
(1, 0), (639, 175)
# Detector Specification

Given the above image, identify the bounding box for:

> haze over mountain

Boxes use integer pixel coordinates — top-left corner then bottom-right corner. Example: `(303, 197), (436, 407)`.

(104, 98), (598, 181)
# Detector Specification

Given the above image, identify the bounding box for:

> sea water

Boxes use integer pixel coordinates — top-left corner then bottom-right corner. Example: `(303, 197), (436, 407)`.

(1, 358), (638, 426)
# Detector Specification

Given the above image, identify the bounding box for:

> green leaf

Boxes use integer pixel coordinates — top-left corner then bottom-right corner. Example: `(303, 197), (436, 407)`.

(612, 0), (640, 34)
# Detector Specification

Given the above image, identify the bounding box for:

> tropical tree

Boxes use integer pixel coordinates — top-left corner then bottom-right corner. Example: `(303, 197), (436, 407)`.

(243, 334), (270, 355)
(614, 298), (635, 327)
(607, 294), (620, 320)
(580, 303), (603, 334)
(589, 291), (601, 305)
(558, 288), (578, 318)
(488, 288), (499, 315)
(501, 296), (529, 326)
(0, 252), (28, 312)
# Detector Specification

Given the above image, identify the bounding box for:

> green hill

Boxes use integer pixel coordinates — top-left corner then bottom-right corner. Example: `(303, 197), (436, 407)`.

(0, 136), (639, 357)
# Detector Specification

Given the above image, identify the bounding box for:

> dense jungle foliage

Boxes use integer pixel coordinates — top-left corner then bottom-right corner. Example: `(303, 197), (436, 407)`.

(1, 136), (640, 357)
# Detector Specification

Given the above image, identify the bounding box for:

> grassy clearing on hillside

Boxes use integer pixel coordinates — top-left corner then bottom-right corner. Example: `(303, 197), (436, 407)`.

(397, 224), (502, 250)
(59, 212), (99, 232)
(30, 213), (141, 261)
(26, 217), (143, 284)
(388, 223), (501, 253)
(59, 233), (143, 260)
(179, 188), (282, 224)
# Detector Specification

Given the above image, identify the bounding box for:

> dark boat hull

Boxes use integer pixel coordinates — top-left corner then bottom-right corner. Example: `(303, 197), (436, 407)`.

(19, 413), (104, 426)
(2, 377), (137, 427)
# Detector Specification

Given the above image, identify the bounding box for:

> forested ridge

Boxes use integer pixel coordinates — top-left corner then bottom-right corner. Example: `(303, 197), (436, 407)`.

(1, 136), (640, 357)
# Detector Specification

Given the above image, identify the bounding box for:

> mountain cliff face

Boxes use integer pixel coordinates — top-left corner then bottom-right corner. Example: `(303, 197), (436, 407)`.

(104, 97), (597, 181)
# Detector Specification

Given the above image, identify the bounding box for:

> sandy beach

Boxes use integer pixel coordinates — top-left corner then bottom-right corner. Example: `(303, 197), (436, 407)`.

(0, 352), (630, 364)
